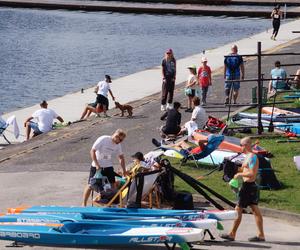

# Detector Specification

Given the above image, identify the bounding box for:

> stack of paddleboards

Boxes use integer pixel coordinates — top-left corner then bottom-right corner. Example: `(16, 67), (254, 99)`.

(0, 206), (237, 249)
(233, 107), (300, 135)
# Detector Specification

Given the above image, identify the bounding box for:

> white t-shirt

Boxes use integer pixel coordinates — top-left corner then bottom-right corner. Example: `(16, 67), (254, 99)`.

(97, 80), (110, 97)
(92, 135), (123, 168)
(191, 105), (208, 129)
(187, 74), (197, 90)
(32, 108), (58, 133)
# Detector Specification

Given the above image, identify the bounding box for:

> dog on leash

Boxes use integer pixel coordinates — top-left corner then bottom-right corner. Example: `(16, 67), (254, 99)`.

(115, 102), (133, 117)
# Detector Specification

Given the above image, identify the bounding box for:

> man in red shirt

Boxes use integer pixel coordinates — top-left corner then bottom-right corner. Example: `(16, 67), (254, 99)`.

(198, 57), (212, 106)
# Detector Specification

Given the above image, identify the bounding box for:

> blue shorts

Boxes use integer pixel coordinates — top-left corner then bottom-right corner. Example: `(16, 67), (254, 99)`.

(29, 122), (42, 135)
(225, 76), (240, 90)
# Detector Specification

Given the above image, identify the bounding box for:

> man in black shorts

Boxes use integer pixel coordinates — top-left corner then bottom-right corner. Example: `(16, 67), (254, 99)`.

(82, 129), (127, 206)
(221, 137), (265, 242)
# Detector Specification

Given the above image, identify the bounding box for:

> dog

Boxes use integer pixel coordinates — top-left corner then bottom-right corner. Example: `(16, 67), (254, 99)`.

(115, 102), (133, 117)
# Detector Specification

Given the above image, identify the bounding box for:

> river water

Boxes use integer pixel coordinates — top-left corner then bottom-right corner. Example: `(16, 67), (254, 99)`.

(0, 7), (272, 113)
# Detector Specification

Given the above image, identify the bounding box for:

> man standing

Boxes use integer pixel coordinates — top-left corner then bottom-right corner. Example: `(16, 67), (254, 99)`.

(24, 100), (64, 141)
(82, 129), (127, 206)
(161, 49), (176, 111)
(221, 137), (265, 242)
(224, 45), (245, 104)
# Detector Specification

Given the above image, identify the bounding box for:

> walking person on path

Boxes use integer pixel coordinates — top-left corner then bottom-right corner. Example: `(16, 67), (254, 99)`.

(224, 45), (244, 105)
(24, 100), (64, 141)
(221, 136), (265, 242)
(185, 65), (198, 112)
(271, 5), (282, 40)
(82, 129), (127, 206)
(161, 49), (176, 111)
(198, 57), (212, 106)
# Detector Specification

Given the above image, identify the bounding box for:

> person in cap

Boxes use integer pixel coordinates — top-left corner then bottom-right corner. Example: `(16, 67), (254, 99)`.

(224, 45), (244, 104)
(161, 49), (176, 111)
(95, 75), (115, 118)
(184, 65), (198, 112)
(270, 5), (282, 40)
(131, 151), (160, 171)
(24, 100), (64, 141)
(80, 75), (116, 120)
(197, 57), (212, 106)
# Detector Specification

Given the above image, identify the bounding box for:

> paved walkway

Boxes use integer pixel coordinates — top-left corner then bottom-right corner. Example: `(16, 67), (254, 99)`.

(1, 19), (300, 144)
(0, 0), (300, 17)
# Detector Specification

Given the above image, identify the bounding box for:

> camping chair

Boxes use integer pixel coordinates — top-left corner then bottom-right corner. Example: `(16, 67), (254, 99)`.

(0, 116), (10, 144)
(153, 134), (224, 168)
(92, 163), (162, 208)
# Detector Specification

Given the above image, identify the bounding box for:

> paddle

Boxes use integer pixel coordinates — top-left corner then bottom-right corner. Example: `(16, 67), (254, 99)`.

(268, 89), (277, 132)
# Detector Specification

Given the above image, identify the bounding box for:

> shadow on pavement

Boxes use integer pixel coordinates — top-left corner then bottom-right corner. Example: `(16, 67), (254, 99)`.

(202, 240), (271, 248)
(266, 241), (300, 246)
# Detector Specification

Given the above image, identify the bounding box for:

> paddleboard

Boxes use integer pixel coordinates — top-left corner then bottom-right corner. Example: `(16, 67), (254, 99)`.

(0, 221), (203, 248)
(237, 112), (300, 123)
(262, 107), (299, 116)
(8, 206), (237, 221)
(192, 130), (269, 155)
(0, 213), (218, 230)
(163, 149), (238, 165)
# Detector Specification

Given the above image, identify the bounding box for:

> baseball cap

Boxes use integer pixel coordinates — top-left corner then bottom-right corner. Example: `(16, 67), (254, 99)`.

(187, 65), (197, 70)
(131, 152), (144, 161)
(166, 48), (173, 54)
(201, 57), (208, 62)
(105, 75), (112, 83)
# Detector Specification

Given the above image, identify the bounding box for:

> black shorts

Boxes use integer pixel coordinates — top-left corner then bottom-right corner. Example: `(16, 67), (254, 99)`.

(238, 182), (259, 208)
(187, 89), (196, 97)
(96, 94), (109, 108)
(88, 166), (116, 184)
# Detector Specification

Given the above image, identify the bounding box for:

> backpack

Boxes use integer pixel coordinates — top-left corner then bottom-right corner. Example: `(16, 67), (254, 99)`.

(221, 158), (240, 182)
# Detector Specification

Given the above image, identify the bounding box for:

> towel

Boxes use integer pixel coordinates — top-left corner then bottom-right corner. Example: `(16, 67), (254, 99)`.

(5, 115), (20, 139)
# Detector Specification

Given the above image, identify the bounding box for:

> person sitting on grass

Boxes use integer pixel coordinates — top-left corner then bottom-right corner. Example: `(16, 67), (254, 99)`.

(268, 61), (288, 95)
(160, 101), (182, 137)
(24, 100), (64, 141)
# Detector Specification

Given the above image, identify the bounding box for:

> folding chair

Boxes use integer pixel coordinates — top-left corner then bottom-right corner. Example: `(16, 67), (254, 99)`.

(92, 163), (162, 208)
(0, 116), (10, 144)
(153, 134), (224, 168)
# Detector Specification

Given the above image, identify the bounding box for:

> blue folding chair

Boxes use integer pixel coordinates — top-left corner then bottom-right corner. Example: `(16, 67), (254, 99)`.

(0, 117), (10, 144)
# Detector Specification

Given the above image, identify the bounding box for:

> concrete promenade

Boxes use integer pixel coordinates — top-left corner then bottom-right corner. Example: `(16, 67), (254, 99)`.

(1, 0), (300, 17)
(1, 18), (300, 144)
(0, 17), (300, 250)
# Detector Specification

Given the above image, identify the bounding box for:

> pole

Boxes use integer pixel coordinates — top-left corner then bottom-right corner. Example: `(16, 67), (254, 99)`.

(257, 42), (263, 134)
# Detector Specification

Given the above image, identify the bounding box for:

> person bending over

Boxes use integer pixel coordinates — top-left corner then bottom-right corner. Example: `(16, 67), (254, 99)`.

(82, 129), (127, 206)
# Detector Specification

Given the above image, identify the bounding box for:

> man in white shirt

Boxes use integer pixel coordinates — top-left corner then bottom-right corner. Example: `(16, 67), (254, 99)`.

(191, 97), (208, 129)
(24, 100), (64, 141)
(82, 129), (127, 206)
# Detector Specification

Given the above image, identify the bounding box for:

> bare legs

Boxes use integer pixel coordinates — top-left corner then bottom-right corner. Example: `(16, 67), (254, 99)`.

(227, 205), (265, 240)
(82, 185), (92, 207)
(24, 122), (31, 141)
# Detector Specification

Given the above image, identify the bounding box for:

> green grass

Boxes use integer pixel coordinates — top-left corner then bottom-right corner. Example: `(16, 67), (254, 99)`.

(169, 95), (300, 214)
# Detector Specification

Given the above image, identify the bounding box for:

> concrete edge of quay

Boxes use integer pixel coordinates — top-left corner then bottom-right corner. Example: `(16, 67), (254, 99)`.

(0, 0), (299, 18)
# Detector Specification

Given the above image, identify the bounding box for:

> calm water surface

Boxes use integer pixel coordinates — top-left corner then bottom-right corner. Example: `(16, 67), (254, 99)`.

(0, 7), (272, 113)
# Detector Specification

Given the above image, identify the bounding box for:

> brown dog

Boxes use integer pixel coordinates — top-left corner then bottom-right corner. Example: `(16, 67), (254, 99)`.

(115, 102), (133, 117)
